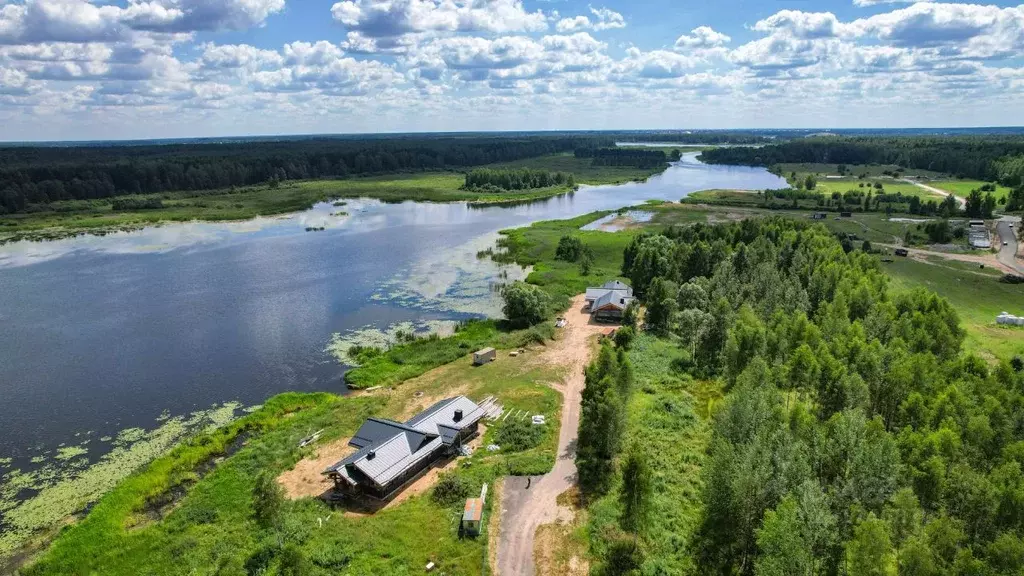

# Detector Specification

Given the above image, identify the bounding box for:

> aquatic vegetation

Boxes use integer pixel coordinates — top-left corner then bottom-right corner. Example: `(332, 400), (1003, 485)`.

(326, 320), (458, 365)
(0, 402), (247, 561)
(372, 232), (529, 317)
(0, 457), (11, 468)
(54, 446), (88, 462)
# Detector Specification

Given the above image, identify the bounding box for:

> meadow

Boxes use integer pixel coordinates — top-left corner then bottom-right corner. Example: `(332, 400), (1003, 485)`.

(882, 257), (1024, 361)
(926, 180), (1015, 203)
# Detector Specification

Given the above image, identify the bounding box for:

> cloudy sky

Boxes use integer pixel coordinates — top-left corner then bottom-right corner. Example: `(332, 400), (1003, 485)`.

(0, 0), (1022, 140)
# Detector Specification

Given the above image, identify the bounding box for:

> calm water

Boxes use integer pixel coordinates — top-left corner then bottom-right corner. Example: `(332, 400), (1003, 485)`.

(0, 154), (785, 464)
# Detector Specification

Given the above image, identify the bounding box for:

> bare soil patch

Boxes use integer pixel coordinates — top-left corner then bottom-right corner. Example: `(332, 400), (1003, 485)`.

(277, 436), (355, 500)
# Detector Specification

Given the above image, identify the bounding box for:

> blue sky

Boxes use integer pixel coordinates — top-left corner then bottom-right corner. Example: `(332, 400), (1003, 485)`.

(0, 0), (1023, 140)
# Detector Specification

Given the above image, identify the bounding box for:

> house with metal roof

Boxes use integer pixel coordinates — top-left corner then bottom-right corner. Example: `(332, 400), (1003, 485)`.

(323, 396), (485, 500)
(585, 280), (635, 321)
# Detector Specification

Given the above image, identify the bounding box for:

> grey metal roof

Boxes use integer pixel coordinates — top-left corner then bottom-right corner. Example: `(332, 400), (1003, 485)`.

(586, 281), (633, 302)
(350, 418), (426, 449)
(406, 396), (485, 444)
(602, 280), (632, 292)
(324, 396), (484, 486)
(593, 290), (633, 311)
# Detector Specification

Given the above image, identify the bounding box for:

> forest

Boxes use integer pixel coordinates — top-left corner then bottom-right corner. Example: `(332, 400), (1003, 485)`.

(0, 135), (612, 214)
(577, 217), (1024, 575)
(700, 137), (1024, 184)
(462, 168), (574, 192)
(575, 148), (668, 168)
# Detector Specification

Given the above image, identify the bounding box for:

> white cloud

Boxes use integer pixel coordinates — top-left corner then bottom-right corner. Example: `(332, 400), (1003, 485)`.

(555, 6), (624, 33)
(674, 26), (730, 49)
(0, 0), (284, 45)
(330, 0), (547, 41)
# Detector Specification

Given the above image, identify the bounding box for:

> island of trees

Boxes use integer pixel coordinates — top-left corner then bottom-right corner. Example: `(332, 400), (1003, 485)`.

(462, 168), (574, 192)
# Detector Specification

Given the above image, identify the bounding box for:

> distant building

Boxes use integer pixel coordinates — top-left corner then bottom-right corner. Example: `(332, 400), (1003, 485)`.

(323, 396), (484, 500)
(840, 212), (853, 218)
(812, 213), (828, 220)
(585, 280), (635, 322)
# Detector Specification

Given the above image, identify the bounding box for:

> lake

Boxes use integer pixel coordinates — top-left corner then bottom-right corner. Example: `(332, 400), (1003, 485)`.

(0, 153), (785, 469)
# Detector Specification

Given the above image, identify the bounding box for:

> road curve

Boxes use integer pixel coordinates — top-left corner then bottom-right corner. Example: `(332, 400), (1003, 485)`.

(495, 294), (607, 576)
(996, 218), (1024, 275)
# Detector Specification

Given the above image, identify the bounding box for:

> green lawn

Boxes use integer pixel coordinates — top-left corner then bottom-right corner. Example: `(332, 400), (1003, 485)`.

(881, 257), (1024, 361)
(925, 180), (1014, 203)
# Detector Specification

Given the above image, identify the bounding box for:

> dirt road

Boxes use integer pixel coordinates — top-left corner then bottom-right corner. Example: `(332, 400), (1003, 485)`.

(495, 294), (609, 576)
(878, 243), (1018, 275)
(901, 179), (966, 208)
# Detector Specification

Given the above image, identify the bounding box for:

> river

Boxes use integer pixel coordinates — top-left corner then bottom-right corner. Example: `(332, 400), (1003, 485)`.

(0, 153), (785, 470)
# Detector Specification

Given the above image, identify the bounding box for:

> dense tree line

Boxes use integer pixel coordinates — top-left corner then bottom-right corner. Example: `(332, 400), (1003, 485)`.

(0, 135), (610, 214)
(575, 148), (668, 169)
(701, 137), (1024, 185)
(578, 342), (634, 496)
(462, 168), (574, 191)
(615, 217), (1024, 575)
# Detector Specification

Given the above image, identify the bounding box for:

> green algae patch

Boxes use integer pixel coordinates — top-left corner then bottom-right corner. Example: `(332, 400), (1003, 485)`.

(0, 402), (251, 563)
(53, 447), (88, 462)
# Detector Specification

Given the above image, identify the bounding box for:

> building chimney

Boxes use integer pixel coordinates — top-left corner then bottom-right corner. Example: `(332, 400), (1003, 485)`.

(454, 409), (463, 422)
(367, 450), (376, 460)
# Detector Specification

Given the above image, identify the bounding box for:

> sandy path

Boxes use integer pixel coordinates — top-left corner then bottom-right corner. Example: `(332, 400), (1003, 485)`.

(495, 294), (610, 576)
(901, 179), (967, 208)
(877, 243), (1016, 274)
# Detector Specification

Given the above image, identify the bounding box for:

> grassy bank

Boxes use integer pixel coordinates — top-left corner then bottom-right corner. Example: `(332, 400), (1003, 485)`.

(342, 319), (554, 389)
(22, 333), (566, 575)
(0, 154), (668, 242)
(494, 211), (641, 312)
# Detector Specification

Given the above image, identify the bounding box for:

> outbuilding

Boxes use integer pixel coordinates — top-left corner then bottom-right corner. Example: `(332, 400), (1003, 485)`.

(462, 498), (484, 536)
(473, 348), (496, 366)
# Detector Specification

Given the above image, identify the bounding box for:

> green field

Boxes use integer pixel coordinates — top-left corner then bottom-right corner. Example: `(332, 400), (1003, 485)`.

(882, 257), (1024, 361)
(0, 154), (668, 243)
(925, 180), (1014, 203)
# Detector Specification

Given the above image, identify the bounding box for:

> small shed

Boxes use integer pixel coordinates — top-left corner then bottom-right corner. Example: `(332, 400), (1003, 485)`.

(473, 348), (496, 366)
(462, 498), (484, 536)
(840, 211), (853, 218)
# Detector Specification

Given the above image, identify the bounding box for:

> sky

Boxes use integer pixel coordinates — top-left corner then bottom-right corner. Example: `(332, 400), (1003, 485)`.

(0, 0), (1022, 140)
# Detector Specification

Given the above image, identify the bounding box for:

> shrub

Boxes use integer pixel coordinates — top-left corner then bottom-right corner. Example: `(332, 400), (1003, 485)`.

(555, 235), (585, 262)
(614, 326), (636, 349)
(277, 544), (309, 576)
(251, 473), (283, 529)
(495, 417), (544, 452)
(502, 281), (549, 328)
(432, 472), (472, 506)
